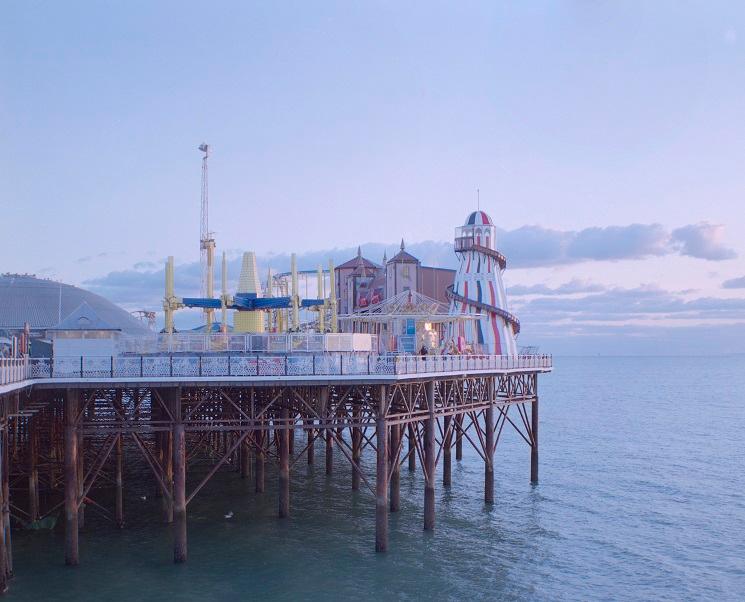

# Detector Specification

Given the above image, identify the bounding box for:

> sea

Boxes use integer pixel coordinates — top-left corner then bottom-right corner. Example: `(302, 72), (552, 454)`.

(7, 356), (745, 600)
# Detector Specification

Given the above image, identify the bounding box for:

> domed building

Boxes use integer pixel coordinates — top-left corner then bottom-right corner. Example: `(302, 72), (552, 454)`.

(0, 274), (148, 337)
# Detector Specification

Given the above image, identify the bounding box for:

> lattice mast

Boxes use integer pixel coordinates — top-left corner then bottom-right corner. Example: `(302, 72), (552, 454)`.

(199, 143), (216, 332)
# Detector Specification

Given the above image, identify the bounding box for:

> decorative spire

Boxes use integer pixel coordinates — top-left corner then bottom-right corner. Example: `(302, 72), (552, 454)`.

(357, 245), (362, 257)
(383, 250), (387, 263)
(400, 238), (405, 251)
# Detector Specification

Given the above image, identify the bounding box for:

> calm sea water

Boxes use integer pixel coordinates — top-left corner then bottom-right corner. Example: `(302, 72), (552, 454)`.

(8, 356), (745, 600)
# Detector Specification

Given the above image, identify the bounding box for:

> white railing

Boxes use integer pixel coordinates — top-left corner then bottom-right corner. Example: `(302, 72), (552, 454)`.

(117, 333), (378, 355)
(26, 354), (552, 379)
(0, 357), (29, 385)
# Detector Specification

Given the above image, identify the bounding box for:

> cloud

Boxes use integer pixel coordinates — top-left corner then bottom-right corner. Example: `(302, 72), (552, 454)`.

(722, 276), (745, 289)
(83, 221), (738, 311)
(516, 285), (745, 322)
(507, 279), (606, 296)
(670, 223), (737, 261)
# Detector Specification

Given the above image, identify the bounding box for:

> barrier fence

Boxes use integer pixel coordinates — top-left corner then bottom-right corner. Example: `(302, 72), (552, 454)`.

(16, 354), (552, 380)
(0, 357), (28, 385)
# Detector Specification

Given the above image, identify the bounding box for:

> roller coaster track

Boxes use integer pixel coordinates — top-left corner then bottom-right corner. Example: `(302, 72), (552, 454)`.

(446, 285), (521, 335)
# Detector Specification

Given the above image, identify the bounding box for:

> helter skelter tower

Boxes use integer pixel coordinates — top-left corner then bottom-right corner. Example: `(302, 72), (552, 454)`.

(447, 210), (520, 355)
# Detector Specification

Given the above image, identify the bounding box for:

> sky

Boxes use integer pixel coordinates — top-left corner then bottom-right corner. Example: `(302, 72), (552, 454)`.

(2, 1), (745, 354)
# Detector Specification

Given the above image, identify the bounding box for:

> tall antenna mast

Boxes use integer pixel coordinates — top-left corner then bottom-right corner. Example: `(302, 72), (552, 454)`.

(477, 188), (480, 210)
(199, 143), (216, 331)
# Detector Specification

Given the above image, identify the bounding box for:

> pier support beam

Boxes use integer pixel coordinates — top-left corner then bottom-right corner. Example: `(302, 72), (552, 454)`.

(240, 437), (251, 479)
(442, 415), (452, 488)
(255, 427), (265, 493)
(115, 434), (124, 527)
(278, 408), (290, 518)
(28, 416), (39, 522)
(0, 415), (8, 594)
(323, 388), (333, 475)
(64, 389), (79, 566)
(171, 388), (187, 564)
(352, 408), (361, 491)
(485, 404), (494, 504)
(407, 423), (416, 471)
(375, 385), (388, 552)
(389, 424), (400, 512)
(424, 381), (436, 531)
(455, 414), (463, 461)
(306, 420), (314, 465)
(531, 397), (539, 484)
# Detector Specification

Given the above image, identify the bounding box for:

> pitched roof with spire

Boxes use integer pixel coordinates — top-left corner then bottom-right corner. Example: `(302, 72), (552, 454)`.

(387, 239), (420, 264)
(336, 246), (382, 271)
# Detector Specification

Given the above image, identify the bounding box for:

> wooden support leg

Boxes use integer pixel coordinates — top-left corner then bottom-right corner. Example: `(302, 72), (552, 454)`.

(77, 428), (85, 530)
(28, 416), (39, 522)
(172, 389), (186, 564)
(325, 429), (333, 475)
(278, 409), (290, 518)
(407, 423), (416, 472)
(240, 437), (250, 479)
(455, 414), (463, 461)
(2, 418), (9, 578)
(0, 423), (8, 593)
(352, 409), (361, 491)
(162, 431), (173, 523)
(424, 381), (435, 531)
(375, 385), (388, 552)
(288, 418), (295, 456)
(307, 421), (314, 465)
(389, 423), (400, 512)
(64, 389), (79, 566)
(531, 398), (539, 484)
(115, 434), (124, 528)
(485, 405), (494, 504)
(255, 428), (265, 493)
(443, 415), (452, 488)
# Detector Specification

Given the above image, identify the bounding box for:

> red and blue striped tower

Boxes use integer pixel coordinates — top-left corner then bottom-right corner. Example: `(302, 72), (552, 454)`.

(447, 210), (520, 355)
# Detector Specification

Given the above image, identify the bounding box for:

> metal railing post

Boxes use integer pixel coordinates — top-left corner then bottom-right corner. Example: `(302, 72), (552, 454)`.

(228, 355), (232, 377)
(199, 355), (203, 377)
(111, 356), (114, 378)
(170, 355), (173, 377)
(140, 356), (143, 377)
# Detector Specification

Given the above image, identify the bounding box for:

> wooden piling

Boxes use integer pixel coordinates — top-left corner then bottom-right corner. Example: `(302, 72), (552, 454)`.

(424, 381), (435, 531)
(306, 420), (314, 465)
(64, 389), (79, 566)
(407, 423), (416, 471)
(485, 404), (494, 504)
(389, 423), (400, 512)
(375, 385), (388, 552)
(255, 427), (265, 493)
(171, 388), (187, 564)
(115, 434), (124, 527)
(0, 422), (7, 594)
(443, 415), (452, 488)
(278, 408), (290, 518)
(352, 407), (361, 491)
(531, 397), (539, 484)
(77, 424), (84, 530)
(27, 416), (39, 522)
(455, 413), (463, 461)
(162, 430), (173, 523)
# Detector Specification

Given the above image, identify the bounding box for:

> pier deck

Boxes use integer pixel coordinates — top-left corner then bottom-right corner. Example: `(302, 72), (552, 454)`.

(0, 354), (550, 594)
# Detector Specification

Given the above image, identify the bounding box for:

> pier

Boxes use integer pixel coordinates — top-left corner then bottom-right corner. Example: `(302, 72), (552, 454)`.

(0, 351), (550, 591)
